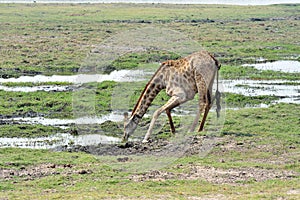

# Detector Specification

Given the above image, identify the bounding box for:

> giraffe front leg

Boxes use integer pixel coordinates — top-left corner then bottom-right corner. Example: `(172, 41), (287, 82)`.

(198, 103), (210, 132)
(142, 96), (181, 143)
(166, 108), (178, 134)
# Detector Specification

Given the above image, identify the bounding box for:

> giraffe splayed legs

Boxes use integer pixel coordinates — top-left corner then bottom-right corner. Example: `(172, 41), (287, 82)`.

(123, 51), (221, 143)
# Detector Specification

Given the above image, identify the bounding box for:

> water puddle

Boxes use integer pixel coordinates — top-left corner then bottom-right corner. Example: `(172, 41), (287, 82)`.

(0, 70), (146, 84)
(0, 112), (125, 127)
(0, 112), (127, 149)
(222, 79), (300, 104)
(0, 133), (121, 149)
(243, 60), (300, 73)
(0, 70), (149, 92)
(0, 85), (73, 92)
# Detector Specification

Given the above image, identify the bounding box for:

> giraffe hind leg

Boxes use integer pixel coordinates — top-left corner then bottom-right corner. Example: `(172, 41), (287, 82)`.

(189, 107), (200, 132)
(198, 90), (212, 132)
(193, 73), (212, 132)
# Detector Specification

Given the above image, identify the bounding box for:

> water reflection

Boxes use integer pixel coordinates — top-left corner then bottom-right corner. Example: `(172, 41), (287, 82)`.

(222, 79), (300, 104)
(1, 112), (125, 127)
(0, 133), (121, 149)
(0, 70), (145, 84)
(243, 60), (300, 73)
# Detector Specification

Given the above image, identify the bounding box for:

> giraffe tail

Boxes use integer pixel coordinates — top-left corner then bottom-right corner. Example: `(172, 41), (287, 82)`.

(215, 63), (221, 118)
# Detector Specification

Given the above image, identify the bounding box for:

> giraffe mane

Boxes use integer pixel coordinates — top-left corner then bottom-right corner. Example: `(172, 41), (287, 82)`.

(131, 63), (166, 116)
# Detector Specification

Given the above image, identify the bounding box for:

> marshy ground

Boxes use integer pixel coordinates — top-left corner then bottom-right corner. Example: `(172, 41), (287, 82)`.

(0, 3), (299, 199)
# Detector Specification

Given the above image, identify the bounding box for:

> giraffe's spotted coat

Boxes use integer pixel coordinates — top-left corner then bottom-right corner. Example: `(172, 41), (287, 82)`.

(123, 50), (221, 142)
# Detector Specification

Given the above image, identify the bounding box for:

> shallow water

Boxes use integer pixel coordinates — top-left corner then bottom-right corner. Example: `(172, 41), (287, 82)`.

(0, 85), (72, 92)
(0, 133), (121, 149)
(222, 79), (300, 104)
(243, 60), (300, 73)
(0, 112), (126, 149)
(0, 70), (147, 92)
(1, 112), (125, 127)
(0, 70), (145, 84)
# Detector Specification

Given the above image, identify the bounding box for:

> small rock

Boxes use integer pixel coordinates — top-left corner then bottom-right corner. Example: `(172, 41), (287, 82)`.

(78, 169), (88, 174)
(48, 164), (56, 168)
(63, 164), (72, 168)
(117, 157), (129, 162)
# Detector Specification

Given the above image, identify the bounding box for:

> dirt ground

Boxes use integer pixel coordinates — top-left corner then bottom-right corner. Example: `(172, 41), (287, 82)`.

(2, 135), (299, 185)
(57, 135), (222, 157)
(129, 165), (298, 184)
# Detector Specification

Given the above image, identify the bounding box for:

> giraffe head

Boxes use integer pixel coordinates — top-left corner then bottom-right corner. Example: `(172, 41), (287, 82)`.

(122, 113), (139, 142)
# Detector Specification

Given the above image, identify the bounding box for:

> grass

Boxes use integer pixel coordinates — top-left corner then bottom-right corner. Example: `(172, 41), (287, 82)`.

(1, 81), (71, 87)
(220, 65), (300, 80)
(1, 104), (299, 199)
(0, 79), (293, 138)
(0, 90), (73, 118)
(224, 93), (280, 107)
(0, 124), (66, 138)
(222, 103), (300, 138)
(0, 3), (299, 199)
(0, 3), (299, 77)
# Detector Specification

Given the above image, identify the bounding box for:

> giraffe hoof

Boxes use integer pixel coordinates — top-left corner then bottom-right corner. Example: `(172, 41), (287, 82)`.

(142, 139), (149, 144)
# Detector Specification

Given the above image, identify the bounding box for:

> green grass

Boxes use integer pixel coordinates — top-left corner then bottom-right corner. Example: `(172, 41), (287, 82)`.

(1, 81), (71, 87)
(220, 65), (300, 80)
(1, 104), (299, 199)
(0, 124), (66, 138)
(0, 148), (98, 170)
(0, 90), (73, 118)
(0, 3), (299, 199)
(224, 93), (280, 107)
(0, 3), (299, 77)
(222, 103), (300, 136)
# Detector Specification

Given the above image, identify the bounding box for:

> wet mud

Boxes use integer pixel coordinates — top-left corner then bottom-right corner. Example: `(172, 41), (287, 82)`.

(56, 135), (221, 157)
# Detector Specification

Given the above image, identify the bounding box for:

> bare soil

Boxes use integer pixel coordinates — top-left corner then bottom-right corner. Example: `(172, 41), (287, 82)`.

(129, 165), (298, 184)
(58, 135), (222, 157)
(1, 163), (92, 181)
(3, 135), (297, 185)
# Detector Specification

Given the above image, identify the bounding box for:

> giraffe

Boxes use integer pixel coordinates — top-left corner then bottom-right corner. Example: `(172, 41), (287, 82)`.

(123, 50), (221, 143)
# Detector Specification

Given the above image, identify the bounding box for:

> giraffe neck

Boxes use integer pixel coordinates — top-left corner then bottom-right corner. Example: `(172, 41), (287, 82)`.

(130, 67), (166, 120)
